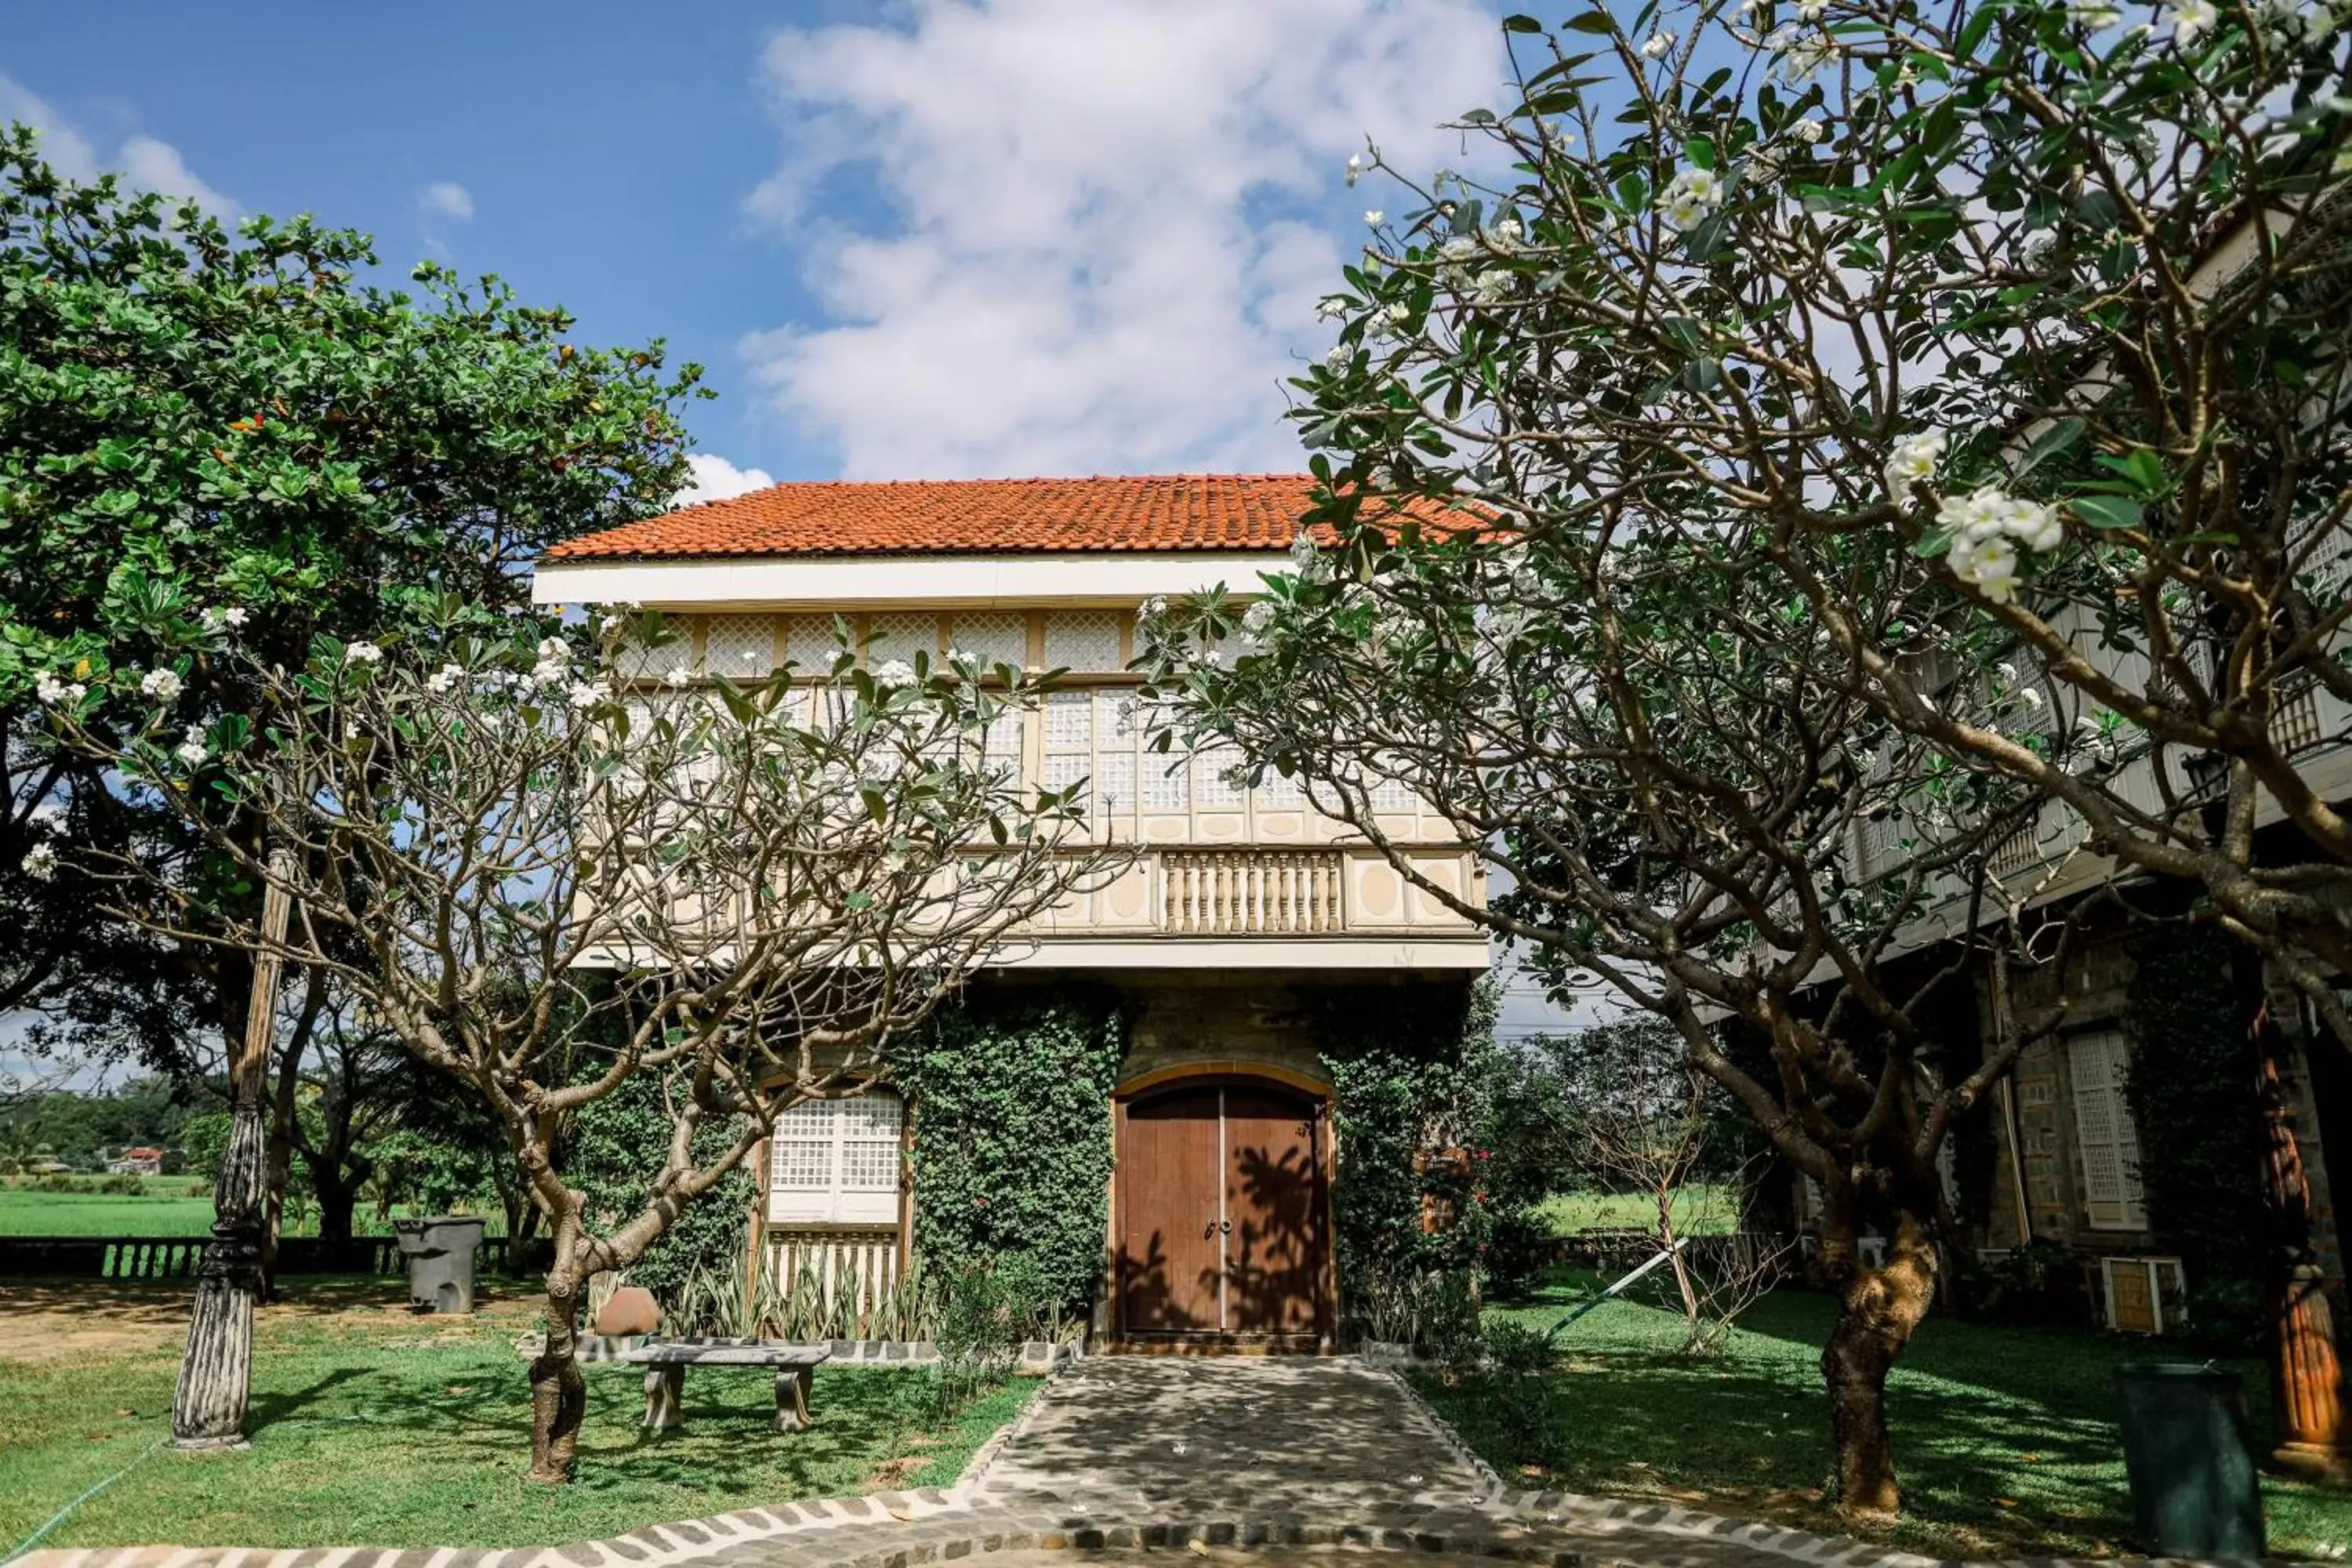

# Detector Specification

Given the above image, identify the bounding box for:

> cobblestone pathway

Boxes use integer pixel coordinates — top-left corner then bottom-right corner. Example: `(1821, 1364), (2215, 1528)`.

(969, 1356), (1490, 1515)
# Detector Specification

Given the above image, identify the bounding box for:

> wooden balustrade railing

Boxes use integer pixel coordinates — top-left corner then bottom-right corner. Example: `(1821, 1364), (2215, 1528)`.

(1160, 848), (1345, 935)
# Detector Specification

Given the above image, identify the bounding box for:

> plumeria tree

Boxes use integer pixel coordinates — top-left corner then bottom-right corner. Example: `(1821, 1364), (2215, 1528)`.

(1147, 503), (2086, 1511)
(1329, 0), (2351, 1035)
(1147, 0), (2352, 1508)
(50, 601), (1106, 1482)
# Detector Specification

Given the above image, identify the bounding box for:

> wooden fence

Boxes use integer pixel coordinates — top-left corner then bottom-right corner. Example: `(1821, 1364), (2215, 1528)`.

(0, 1232), (553, 1281)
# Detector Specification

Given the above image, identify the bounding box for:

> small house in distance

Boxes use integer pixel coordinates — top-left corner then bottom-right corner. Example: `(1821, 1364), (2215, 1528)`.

(533, 474), (1490, 1349)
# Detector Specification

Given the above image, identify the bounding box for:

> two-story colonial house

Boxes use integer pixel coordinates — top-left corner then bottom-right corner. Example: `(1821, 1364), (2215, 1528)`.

(532, 474), (1490, 1349)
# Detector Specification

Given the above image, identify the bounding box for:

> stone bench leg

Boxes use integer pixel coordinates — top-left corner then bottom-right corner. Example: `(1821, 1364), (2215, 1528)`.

(644, 1364), (685, 1431)
(775, 1364), (813, 1432)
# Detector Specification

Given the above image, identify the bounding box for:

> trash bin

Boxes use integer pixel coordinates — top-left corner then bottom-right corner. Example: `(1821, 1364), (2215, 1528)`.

(2112, 1360), (2265, 1560)
(392, 1216), (486, 1315)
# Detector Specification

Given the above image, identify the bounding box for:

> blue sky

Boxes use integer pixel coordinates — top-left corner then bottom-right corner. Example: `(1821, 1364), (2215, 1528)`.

(2, 2), (1596, 1072)
(5, 0), (1519, 498)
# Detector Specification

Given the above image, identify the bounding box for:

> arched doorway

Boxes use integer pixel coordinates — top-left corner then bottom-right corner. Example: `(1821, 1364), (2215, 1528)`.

(1114, 1073), (1330, 1348)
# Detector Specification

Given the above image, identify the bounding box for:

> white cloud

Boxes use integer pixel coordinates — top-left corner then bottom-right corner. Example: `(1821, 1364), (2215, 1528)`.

(419, 180), (475, 222)
(742, 0), (1507, 479)
(0, 71), (236, 213)
(679, 452), (778, 505)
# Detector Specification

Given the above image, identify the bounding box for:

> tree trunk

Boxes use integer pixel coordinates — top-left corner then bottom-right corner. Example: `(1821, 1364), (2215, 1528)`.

(1817, 1212), (1938, 1518)
(528, 1264), (589, 1484)
(173, 847), (292, 1449)
(262, 1030), (303, 1301)
(314, 1176), (359, 1247)
(1657, 1189), (1703, 1345)
(173, 1088), (265, 1448)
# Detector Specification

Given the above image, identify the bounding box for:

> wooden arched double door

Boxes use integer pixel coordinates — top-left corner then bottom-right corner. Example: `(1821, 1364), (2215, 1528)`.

(1115, 1077), (1330, 1347)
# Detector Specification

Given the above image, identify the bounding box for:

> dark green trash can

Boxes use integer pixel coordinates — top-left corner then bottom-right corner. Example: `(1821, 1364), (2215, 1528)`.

(2112, 1360), (2265, 1559)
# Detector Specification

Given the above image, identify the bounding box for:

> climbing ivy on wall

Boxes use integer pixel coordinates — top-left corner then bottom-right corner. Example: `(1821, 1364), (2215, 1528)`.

(1318, 978), (1539, 1335)
(568, 1069), (756, 1303)
(2122, 920), (2278, 1350)
(895, 991), (1126, 1319)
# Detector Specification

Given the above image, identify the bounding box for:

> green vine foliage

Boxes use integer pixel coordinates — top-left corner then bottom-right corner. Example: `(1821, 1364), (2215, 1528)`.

(567, 1070), (756, 1306)
(1319, 978), (1539, 1340)
(2122, 922), (2278, 1351)
(897, 992), (1126, 1323)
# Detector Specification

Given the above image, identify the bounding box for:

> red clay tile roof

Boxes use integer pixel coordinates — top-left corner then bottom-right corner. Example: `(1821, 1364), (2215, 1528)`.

(543, 474), (1451, 561)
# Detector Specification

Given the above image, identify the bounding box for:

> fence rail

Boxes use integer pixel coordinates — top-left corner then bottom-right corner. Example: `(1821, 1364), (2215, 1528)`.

(0, 1232), (552, 1282)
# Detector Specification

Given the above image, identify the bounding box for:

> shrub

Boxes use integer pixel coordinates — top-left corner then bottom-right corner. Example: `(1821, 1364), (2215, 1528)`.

(897, 991), (1125, 1328)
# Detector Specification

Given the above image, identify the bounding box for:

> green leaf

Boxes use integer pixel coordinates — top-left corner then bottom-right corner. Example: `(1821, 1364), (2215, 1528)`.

(2070, 495), (2143, 530)
(2012, 417), (2085, 478)
(1501, 12), (1545, 30)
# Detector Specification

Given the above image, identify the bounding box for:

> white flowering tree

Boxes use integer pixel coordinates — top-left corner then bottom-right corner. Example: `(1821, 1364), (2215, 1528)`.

(1142, 0), (2352, 1513)
(1325, 0), (2352, 1040)
(49, 601), (1105, 1483)
(1149, 511), (2089, 1511)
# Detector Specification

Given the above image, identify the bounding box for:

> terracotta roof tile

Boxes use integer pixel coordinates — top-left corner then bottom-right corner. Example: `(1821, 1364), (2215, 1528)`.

(543, 473), (1455, 561)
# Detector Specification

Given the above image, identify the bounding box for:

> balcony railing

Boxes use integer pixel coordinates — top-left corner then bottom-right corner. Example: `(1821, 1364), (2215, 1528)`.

(1160, 848), (1346, 935)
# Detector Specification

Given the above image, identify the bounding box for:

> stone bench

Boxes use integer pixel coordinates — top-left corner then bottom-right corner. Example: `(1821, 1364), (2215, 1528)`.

(513, 1334), (832, 1432)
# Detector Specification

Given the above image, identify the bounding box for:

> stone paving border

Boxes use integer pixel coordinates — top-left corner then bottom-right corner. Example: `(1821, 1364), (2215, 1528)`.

(1375, 1367), (1505, 1506)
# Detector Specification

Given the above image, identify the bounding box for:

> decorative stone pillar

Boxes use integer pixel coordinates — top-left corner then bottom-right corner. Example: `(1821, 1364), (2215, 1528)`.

(2259, 1004), (2351, 1482)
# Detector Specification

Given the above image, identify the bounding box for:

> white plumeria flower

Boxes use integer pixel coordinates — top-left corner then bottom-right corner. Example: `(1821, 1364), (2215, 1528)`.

(1642, 28), (1675, 55)
(566, 681), (611, 710)
(1792, 116), (1827, 143)
(174, 724), (209, 766)
(1142, 596), (1169, 618)
(345, 641), (385, 665)
(538, 637), (568, 664)
(871, 658), (916, 687)
(1657, 165), (1732, 230)
(1770, 28), (1838, 81)
(1241, 601), (1276, 637)
(2020, 688), (2044, 710)
(426, 663), (466, 694)
(1316, 296), (1351, 322)
(2169, 0), (2218, 39)
(199, 608), (227, 631)
(2069, 0), (2125, 24)
(223, 607), (249, 628)
(1948, 532), (2024, 602)
(1324, 342), (1353, 372)
(1471, 268), (1515, 304)
(1882, 430), (1948, 495)
(1289, 533), (1320, 572)
(1488, 215), (1525, 249)
(35, 673), (72, 706)
(21, 842), (57, 882)
(1796, 0), (1827, 17)
(1345, 153), (1367, 186)
(1368, 463), (1398, 491)
(140, 668), (183, 702)
(1363, 209), (1385, 227)
(663, 666), (692, 689)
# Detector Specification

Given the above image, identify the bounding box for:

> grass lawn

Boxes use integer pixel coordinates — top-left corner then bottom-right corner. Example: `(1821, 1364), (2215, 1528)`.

(1534, 1186), (1737, 1237)
(0, 1181), (512, 1240)
(0, 1279), (1034, 1551)
(0, 1184), (221, 1237)
(1422, 1270), (2352, 1560)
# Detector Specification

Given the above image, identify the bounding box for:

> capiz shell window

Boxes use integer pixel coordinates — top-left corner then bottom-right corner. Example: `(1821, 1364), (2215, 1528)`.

(768, 1092), (904, 1226)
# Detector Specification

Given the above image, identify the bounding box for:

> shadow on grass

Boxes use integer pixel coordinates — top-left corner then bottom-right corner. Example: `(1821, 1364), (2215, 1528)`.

(1459, 1270), (2222, 1558)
